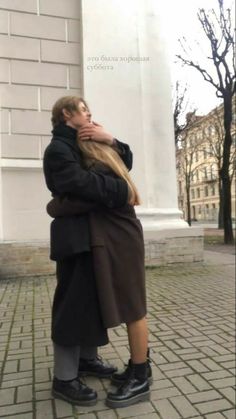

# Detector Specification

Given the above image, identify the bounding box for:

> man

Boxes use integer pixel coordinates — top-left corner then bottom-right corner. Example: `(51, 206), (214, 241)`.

(43, 96), (133, 406)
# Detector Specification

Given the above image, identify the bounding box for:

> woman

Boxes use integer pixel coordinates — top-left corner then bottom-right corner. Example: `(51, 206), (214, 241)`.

(44, 96), (151, 409)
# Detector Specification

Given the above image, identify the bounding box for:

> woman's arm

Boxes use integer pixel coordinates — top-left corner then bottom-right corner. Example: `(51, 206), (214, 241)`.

(47, 196), (98, 218)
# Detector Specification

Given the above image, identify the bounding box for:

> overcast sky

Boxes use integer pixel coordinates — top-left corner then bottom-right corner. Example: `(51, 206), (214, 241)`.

(163, 0), (235, 115)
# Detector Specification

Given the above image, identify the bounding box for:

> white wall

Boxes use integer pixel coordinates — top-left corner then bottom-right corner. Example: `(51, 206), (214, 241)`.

(0, 0), (83, 240)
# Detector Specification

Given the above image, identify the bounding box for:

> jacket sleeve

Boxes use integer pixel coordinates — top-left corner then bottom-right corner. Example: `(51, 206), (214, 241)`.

(44, 143), (128, 208)
(113, 139), (133, 171)
(47, 196), (97, 218)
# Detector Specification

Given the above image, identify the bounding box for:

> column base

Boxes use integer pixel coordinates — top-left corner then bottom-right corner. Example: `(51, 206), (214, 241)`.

(136, 208), (204, 264)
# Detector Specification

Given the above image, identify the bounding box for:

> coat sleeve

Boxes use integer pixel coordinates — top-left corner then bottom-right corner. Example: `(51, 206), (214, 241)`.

(113, 139), (133, 171)
(43, 143), (128, 208)
(47, 196), (97, 218)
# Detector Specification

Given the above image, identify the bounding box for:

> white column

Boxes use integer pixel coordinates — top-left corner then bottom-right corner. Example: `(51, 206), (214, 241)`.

(81, 0), (188, 232)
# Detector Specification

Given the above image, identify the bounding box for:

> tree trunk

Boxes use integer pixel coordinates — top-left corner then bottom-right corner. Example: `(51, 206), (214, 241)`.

(220, 94), (234, 244)
(186, 184), (191, 226)
(218, 176), (224, 229)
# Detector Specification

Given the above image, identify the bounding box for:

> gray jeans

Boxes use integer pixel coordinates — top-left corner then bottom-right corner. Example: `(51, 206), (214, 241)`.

(53, 343), (97, 380)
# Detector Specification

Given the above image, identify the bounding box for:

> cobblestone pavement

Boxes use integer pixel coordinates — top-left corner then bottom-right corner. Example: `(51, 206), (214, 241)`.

(0, 251), (235, 419)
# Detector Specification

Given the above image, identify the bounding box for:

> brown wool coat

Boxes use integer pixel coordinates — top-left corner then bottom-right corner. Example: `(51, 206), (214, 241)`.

(47, 197), (147, 328)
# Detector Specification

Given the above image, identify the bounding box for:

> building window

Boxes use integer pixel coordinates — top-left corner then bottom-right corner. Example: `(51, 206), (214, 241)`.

(195, 151), (198, 162)
(197, 188), (200, 198)
(198, 206), (202, 214)
(191, 189), (195, 199)
(204, 167), (207, 179)
(211, 185), (215, 195)
(196, 170), (199, 181)
(205, 186), (208, 197)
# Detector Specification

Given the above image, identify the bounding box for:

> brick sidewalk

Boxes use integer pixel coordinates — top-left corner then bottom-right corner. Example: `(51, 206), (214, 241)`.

(0, 252), (235, 419)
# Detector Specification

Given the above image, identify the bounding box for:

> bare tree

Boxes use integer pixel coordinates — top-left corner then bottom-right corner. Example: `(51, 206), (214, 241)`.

(173, 81), (189, 145)
(201, 106), (236, 228)
(177, 112), (202, 226)
(177, 0), (235, 243)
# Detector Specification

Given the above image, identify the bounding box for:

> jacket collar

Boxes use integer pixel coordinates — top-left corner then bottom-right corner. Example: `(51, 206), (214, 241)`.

(52, 123), (78, 150)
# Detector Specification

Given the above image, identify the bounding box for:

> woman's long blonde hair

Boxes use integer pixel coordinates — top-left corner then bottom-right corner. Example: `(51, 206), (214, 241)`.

(78, 138), (141, 206)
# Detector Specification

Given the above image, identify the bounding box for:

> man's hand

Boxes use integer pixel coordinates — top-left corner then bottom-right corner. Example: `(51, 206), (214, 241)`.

(78, 121), (114, 145)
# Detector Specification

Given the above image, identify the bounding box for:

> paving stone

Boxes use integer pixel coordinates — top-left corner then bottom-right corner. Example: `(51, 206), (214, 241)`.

(196, 398), (232, 414)
(151, 379), (173, 390)
(223, 409), (236, 419)
(161, 350), (180, 362)
(35, 400), (54, 419)
(164, 367), (194, 378)
(0, 388), (15, 406)
(209, 377), (235, 388)
(159, 361), (187, 371)
(170, 395), (199, 417)
(0, 402), (33, 417)
(153, 399), (181, 419)
(115, 401), (155, 418)
(19, 358), (33, 371)
(0, 414), (33, 419)
(201, 358), (224, 371)
(188, 374), (213, 391)
(3, 359), (18, 375)
(17, 385), (33, 403)
(219, 387), (236, 404)
(1, 377), (33, 388)
(187, 390), (223, 403)
(151, 386), (181, 401)
(97, 410), (117, 419)
(186, 359), (209, 372)
(171, 377), (197, 394)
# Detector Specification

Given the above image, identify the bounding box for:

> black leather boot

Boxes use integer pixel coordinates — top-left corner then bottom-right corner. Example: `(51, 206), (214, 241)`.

(111, 349), (153, 386)
(52, 377), (97, 406)
(106, 361), (150, 408)
(78, 355), (117, 378)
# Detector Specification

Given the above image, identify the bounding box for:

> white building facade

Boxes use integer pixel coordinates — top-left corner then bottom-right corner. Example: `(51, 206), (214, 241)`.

(0, 0), (203, 276)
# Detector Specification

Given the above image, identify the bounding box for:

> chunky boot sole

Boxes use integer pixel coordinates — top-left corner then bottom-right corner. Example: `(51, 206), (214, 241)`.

(106, 390), (150, 408)
(52, 389), (97, 406)
(111, 376), (153, 386)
